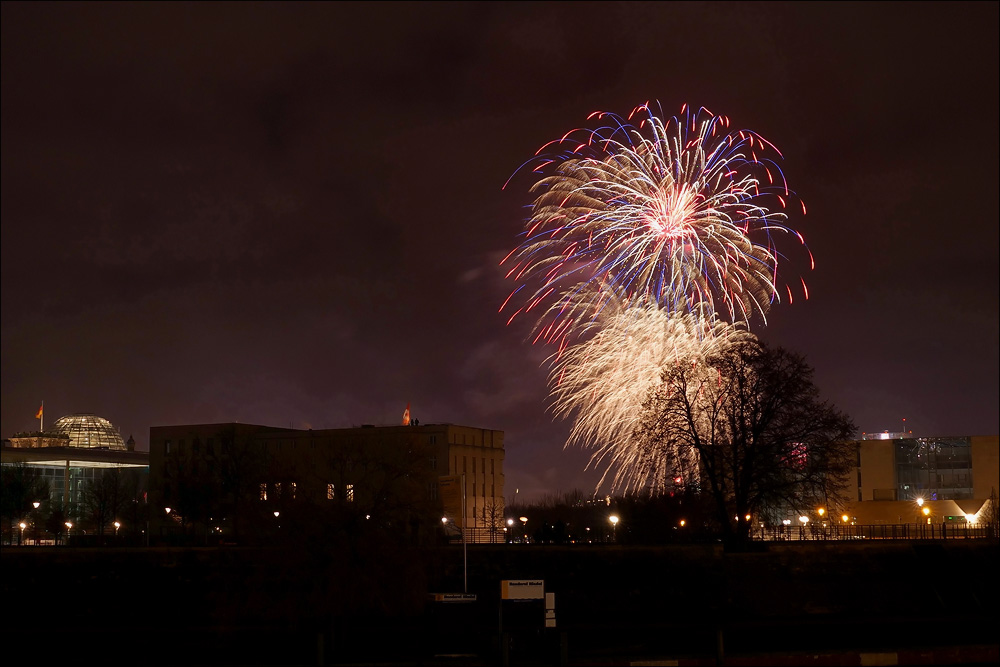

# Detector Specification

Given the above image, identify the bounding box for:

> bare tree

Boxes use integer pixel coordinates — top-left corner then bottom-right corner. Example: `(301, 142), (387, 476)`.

(984, 487), (999, 539)
(217, 429), (268, 541)
(308, 434), (439, 541)
(480, 498), (506, 543)
(82, 467), (130, 536)
(162, 444), (218, 538)
(1, 463), (49, 544)
(633, 340), (856, 544)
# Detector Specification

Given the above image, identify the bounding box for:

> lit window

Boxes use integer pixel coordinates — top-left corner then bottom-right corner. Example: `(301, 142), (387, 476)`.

(327, 483), (336, 500)
(346, 484), (354, 502)
(259, 484), (267, 501)
(289, 482), (297, 499)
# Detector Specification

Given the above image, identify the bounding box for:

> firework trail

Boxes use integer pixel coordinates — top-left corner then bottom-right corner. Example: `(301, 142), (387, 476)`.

(503, 102), (807, 495)
(501, 102), (810, 350)
(547, 300), (753, 494)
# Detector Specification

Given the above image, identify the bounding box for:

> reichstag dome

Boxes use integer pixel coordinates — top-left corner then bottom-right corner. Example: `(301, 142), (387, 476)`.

(49, 413), (127, 450)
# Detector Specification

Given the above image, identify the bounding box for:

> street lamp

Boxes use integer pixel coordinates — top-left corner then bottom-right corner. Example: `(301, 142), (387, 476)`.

(113, 521), (121, 536)
(19, 522), (26, 545)
(609, 514), (619, 542)
(64, 521), (73, 545)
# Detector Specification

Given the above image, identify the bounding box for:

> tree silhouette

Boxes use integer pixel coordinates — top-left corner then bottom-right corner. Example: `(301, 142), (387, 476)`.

(633, 340), (856, 544)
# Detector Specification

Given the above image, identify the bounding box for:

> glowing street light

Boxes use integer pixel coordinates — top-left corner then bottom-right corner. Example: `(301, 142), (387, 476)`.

(609, 514), (619, 542)
(113, 521), (121, 536)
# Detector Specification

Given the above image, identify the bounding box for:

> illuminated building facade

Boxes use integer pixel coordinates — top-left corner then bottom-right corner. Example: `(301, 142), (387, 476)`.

(147, 422), (505, 543)
(840, 435), (998, 525)
(1, 413), (149, 535)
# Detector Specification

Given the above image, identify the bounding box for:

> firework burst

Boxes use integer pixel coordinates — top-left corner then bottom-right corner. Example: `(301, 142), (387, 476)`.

(547, 301), (753, 494)
(501, 102), (810, 349)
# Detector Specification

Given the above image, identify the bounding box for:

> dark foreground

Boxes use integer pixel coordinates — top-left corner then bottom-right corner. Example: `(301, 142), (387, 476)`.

(2, 540), (997, 665)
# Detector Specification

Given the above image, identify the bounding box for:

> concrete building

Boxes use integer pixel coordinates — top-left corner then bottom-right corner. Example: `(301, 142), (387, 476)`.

(841, 435), (998, 525)
(147, 421), (505, 543)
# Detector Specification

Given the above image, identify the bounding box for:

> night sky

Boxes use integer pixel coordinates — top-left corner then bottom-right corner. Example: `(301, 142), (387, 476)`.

(3, 3), (997, 502)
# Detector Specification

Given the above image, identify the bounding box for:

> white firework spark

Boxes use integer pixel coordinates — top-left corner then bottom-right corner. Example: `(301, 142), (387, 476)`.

(547, 300), (753, 494)
(501, 102), (810, 350)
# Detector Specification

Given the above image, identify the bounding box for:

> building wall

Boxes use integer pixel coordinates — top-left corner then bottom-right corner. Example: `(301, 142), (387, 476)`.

(842, 435), (999, 524)
(148, 422), (504, 542)
(859, 439), (897, 501)
(971, 435), (999, 499)
(6, 435), (71, 449)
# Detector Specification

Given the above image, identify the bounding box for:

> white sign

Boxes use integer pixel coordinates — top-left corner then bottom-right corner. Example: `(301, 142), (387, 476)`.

(501, 579), (544, 599)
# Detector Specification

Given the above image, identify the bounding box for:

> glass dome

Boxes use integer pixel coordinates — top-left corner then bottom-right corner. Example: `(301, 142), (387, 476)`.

(49, 413), (126, 450)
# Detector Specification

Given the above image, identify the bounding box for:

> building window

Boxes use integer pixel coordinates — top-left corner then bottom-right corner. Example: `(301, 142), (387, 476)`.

(894, 437), (973, 501)
(327, 483), (336, 500)
(275, 482), (282, 497)
(165, 440), (171, 454)
(346, 484), (354, 502)
(259, 483), (267, 501)
(289, 482), (297, 499)
(429, 456), (437, 470)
